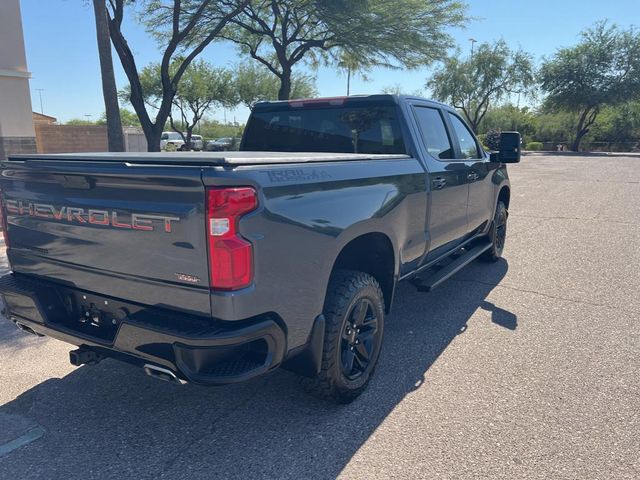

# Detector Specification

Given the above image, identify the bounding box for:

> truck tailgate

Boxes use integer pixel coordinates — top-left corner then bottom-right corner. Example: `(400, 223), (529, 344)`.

(0, 158), (211, 316)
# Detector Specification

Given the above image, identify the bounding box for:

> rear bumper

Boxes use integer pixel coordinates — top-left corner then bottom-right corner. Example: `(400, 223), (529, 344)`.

(0, 273), (286, 385)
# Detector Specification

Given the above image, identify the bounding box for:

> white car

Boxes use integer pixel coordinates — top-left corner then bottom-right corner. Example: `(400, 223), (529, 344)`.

(160, 132), (185, 151)
(190, 135), (204, 151)
(160, 132), (204, 151)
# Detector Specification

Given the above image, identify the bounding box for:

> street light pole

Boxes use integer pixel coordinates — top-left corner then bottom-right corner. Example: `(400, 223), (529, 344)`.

(35, 88), (44, 114)
(469, 38), (477, 58)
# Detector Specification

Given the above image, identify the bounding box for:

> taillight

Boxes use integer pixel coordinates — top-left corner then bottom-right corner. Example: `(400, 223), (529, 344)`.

(206, 187), (257, 290)
(0, 192), (9, 248)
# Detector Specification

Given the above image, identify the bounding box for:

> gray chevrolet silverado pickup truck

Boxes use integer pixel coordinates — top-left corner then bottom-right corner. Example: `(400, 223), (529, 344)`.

(0, 95), (520, 402)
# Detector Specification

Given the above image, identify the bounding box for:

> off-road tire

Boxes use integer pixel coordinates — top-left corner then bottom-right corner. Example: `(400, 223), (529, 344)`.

(481, 201), (508, 262)
(304, 270), (385, 403)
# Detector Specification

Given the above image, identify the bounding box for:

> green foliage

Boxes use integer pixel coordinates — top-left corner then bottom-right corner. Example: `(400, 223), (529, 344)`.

(381, 84), (424, 96)
(106, 0), (245, 150)
(334, 49), (372, 94)
(587, 102), (640, 144)
(526, 142), (544, 151)
(531, 110), (578, 143)
(198, 120), (245, 140)
(164, 142), (178, 152)
(478, 105), (537, 144)
(235, 63), (317, 109)
(121, 59), (239, 147)
(539, 21), (640, 151)
(320, 0), (468, 68)
(475, 100), (640, 152)
(97, 109), (141, 127)
(220, 0), (467, 99)
(484, 130), (502, 151)
(476, 133), (487, 150)
(428, 40), (535, 132)
(65, 118), (99, 126)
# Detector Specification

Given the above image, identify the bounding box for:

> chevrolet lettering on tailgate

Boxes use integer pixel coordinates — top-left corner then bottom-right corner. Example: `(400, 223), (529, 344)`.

(4, 199), (179, 233)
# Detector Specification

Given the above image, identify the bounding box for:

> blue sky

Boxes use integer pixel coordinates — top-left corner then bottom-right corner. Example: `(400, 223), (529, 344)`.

(20, 0), (639, 123)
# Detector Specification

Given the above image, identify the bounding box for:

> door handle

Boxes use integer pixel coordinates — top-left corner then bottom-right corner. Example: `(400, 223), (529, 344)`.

(432, 177), (447, 189)
(467, 171), (479, 182)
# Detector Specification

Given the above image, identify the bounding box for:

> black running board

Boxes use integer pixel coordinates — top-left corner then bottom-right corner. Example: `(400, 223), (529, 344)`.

(410, 242), (492, 292)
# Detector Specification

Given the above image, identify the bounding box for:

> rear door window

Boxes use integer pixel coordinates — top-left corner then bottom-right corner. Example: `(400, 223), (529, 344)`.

(412, 106), (453, 160)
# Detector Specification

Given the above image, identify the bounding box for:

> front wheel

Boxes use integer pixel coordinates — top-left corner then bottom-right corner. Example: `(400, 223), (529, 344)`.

(305, 270), (385, 403)
(481, 200), (508, 262)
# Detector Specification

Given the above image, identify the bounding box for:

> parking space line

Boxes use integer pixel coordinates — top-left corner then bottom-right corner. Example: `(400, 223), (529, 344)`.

(0, 426), (45, 457)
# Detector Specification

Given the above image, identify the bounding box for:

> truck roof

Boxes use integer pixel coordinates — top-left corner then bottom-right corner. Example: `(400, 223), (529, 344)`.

(6, 151), (410, 166)
(252, 93), (451, 110)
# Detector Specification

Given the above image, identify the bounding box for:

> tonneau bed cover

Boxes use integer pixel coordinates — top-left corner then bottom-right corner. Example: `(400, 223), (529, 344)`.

(6, 151), (410, 166)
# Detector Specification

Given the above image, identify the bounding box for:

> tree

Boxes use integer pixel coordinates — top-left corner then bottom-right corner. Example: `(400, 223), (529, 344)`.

(92, 0), (124, 151)
(98, 109), (141, 127)
(104, 0), (247, 151)
(478, 104), (537, 143)
(382, 84), (424, 96)
(539, 22), (640, 151)
(220, 0), (467, 100)
(334, 49), (371, 96)
(122, 60), (239, 149)
(531, 110), (578, 145)
(428, 40), (535, 132)
(168, 61), (238, 148)
(588, 102), (640, 148)
(198, 119), (245, 139)
(235, 63), (317, 109)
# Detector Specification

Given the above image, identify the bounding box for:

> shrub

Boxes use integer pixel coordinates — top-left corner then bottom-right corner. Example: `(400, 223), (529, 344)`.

(164, 142), (178, 152)
(484, 129), (502, 151)
(526, 141), (544, 151)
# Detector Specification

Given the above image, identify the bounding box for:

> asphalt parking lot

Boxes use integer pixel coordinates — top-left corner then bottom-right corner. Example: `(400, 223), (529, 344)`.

(0, 153), (638, 479)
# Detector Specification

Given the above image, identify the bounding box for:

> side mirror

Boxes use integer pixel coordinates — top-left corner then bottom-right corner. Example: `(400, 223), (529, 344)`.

(496, 131), (521, 163)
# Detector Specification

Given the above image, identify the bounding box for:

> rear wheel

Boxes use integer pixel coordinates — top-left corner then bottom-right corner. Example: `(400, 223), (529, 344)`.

(481, 201), (508, 262)
(305, 270), (385, 403)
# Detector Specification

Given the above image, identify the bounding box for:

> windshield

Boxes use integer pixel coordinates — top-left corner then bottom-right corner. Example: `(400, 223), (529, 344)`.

(243, 105), (406, 154)
(162, 132), (182, 141)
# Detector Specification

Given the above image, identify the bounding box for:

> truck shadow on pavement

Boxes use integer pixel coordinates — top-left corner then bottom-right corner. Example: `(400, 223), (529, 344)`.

(0, 259), (513, 479)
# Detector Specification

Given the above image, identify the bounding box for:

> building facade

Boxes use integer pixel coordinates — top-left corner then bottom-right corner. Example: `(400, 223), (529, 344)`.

(0, 0), (37, 160)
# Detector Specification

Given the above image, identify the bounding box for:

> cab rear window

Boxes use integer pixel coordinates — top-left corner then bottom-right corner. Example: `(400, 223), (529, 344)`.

(243, 106), (406, 154)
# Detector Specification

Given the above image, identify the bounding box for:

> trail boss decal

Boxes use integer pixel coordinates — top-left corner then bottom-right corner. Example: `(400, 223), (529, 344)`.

(4, 199), (179, 233)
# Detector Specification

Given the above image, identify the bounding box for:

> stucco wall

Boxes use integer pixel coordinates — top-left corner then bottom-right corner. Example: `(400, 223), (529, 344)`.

(0, 0), (36, 158)
(0, 76), (36, 138)
(0, 0), (29, 73)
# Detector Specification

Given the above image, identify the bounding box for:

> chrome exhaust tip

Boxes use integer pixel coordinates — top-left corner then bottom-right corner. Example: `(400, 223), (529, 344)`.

(143, 364), (187, 385)
(15, 321), (43, 337)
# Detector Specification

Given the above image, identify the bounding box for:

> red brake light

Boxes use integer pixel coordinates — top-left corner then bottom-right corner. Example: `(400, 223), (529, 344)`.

(289, 97), (347, 108)
(206, 187), (257, 290)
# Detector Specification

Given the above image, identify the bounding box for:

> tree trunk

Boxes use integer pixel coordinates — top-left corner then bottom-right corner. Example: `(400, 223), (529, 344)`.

(571, 107), (594, 152)
(92, 0), (125, 152)
(467, 116), (479, 134)
(278, 65), (292, 100)
(571, 131), (587, 153)
(185, 128), (193, 151)
(146, 127), (162, 152)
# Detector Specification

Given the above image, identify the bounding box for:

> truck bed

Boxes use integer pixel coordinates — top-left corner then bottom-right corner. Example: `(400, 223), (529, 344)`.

(7, 151), (410, 166)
